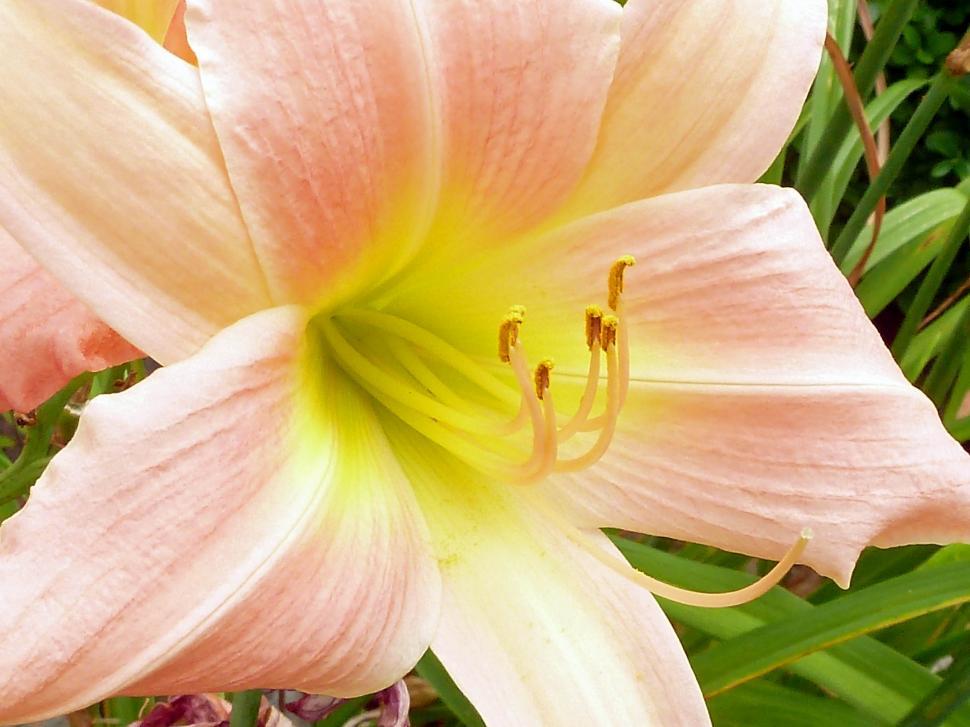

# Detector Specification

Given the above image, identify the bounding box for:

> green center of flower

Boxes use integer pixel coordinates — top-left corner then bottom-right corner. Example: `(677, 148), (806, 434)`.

(313, 256), (636, 484)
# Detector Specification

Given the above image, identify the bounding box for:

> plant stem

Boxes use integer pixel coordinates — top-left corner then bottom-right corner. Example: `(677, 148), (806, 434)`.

(796, 0), (920, 201)
(829, 71), (956, 264)
(892, 197), (970, 357)
(229, 690), (263, 727)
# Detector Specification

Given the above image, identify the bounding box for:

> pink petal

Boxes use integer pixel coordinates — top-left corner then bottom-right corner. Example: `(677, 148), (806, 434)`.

(184, 0), (440, 305)
(385, 184), (969, 584)
(184, 0), (621, 305)
(419, 0), (621, 239)
(566, 0), (827, 215)
(0, 308), (440, 722)
(0, 228), (139, 412)
(0, 0), (272, 364)
(397, 442), (709, 726)
(550, 381), (969, 586)
(389, 185), (906, 383)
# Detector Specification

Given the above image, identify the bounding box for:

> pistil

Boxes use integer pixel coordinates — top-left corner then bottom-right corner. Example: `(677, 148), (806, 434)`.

(567, 526), (814, 608)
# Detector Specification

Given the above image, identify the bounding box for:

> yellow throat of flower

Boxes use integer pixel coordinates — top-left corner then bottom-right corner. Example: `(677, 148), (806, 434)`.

(315, 256), (636, 487)
(310, 254), (812, 609)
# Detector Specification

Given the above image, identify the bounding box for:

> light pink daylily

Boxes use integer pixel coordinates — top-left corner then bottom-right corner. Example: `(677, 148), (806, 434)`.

(0, 0), (187, 412)
(0, 1), (968, 726)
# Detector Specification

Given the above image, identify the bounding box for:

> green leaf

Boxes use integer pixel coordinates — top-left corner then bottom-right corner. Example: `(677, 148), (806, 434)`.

(812, 78), (926, 237)
(830, 70), (958, 263)
(611, 536), (970, 725)
(228, 690), (262, 727)
(900, 297), (970, 381)
(708, 680), (882, 727)
(922, 296), (970, 408)
(796, 0), (922, 201)
(839, 187), (967, 275)
(943, 350), (970, 438)
(689, 562), (970, 695)
(416, 650), (485, 727)
(897, 652), (970, 727)
(0, 373), (90, 507)
(893, 195), (970, 355)
(854, 223), (951, 318)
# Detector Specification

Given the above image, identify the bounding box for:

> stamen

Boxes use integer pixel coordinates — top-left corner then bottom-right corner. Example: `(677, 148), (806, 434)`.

(337, 308), (517, 408)
(608, 256), (635, 406)
(505, 343), (552, 482)
(559, 307), (604, 442)
(386, 337), (465, 409)
(534, 359), (554, 400)
(321, 318), (511, 436)
(600, 314), (619, 352)
(574, 528), (814, 608)
(497, 314), (557, 484)
(608, 255), (636, 312)
(556, 329), (620, 472)
(497, 309), (524, 364)
(584, 305), (603, 350)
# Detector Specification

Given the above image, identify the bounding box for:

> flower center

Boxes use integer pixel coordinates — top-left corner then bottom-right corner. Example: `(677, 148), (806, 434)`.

(315, 256), (636, 485)
(312, 255), (814, 609)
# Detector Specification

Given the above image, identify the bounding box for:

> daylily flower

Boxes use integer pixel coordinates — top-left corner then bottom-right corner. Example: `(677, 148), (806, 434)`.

(0, 1), (968, 726)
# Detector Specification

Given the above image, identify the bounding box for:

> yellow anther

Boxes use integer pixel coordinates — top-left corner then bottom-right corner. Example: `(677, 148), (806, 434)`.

(585, 305), (604, 350)
(600, 315), (619, 352)
(534, 359), (554, 400)
(498, 306), (527, 363)
(608, 255), (637, 311)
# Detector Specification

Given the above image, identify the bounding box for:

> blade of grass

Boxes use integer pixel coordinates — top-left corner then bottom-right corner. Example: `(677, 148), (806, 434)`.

(229, 690), (263, 727)
(893, 196), (970, 356)
(944, 349), (970, 432)
(796, 0), (920, 201)
(611, 536), (970, 725)
(814, 78), (926, 238)
(923, 298), (970, 407)
(901, 297), (970, 381)
(689, 562), (970, 696)
(830, 70), (958, 263)
(841, 187), (967, 275)
(898, 652), (970, 727)
(708, 680), (883, 727)
(416, 650), (484, 727)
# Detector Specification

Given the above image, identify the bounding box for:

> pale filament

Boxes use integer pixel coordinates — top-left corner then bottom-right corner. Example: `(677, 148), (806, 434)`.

(557, 520), (814, 608)
(557, 332), (602, 442)
(504, 343), (553, 482)
(385, 337), (466, 410)
(554, 340), (620, 473)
